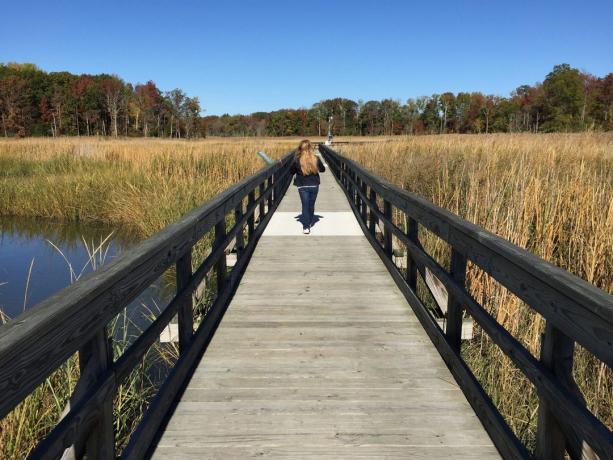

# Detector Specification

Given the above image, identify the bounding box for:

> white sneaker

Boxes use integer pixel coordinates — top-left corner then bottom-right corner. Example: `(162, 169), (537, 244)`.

(303, 227), (310, 235)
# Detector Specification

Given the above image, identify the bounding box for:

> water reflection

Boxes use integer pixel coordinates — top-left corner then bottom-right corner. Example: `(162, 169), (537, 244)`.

(0, 217), (175, 341)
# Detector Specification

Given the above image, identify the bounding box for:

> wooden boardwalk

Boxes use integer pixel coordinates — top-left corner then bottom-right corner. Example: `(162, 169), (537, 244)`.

(152, 169), (500, 458)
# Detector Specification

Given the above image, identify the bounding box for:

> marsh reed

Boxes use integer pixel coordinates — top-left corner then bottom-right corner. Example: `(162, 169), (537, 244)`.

(338, 133), (613, 450)
(0, 137), (295, 237)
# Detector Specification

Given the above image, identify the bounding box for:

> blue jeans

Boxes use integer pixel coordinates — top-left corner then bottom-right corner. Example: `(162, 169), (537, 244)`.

(298, 186), (319, 228)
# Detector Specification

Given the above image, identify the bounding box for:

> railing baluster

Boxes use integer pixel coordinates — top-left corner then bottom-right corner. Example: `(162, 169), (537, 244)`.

(360, 179), (368, 223)
(247, 190), (256, 241)
(214, 220), (227, 294)
(176, 251), (193, 353)
(383, 200), (393, 257)
(536, 323), (571, 459)
(446, 248), (467, 352)
(406, 216), (418, 290)
(80, 329), (114, 459)
(344, 163), (349, 192)
(536, 324), (594, 460)
(267, 177), (273, 210)
(368, 189), (377, 236)
(258, 182), (265, 221)
(235, 201), (244, 258)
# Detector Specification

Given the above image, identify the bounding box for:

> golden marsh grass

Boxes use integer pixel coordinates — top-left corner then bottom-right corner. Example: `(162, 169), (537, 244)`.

(336, 133), (613, 450)
(0, 137), (297, 237)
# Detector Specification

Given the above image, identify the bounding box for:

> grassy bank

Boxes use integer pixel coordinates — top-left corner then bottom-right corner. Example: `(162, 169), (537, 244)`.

(337, 133), (613, 450)
(0, 137), (296, 237)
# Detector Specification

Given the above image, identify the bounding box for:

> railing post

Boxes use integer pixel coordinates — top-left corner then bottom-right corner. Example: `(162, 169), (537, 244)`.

(80, 329), (114, 460)
(235, 202), (244, 258)
(176, 250), (193, 353)
(214, 220), (227, 295)
(258, 182), (265, 221)
(360, 180), (368, 223)
(446, 248), (467, 352)
(368, 189), (377, 236)
(383, 200), (393, 257)
(536, 324), (570, 460)
(272, 169), (282, 204)
(536, 324), (594, 460)
(267, 177), (273, 210)
(247, 190), (256, 241)
(406, 217), (418, 290)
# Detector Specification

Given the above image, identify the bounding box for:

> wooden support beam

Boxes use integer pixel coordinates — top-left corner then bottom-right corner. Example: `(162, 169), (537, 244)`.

(406, 216), (418, 291)
(267, 177), (273, 210)
(446, 248), (467, 352)
(360, 180), (368, 223)
(383, 200), (393, 257)
(368, 189), (377, 236)
(80, 330), (114, 460)
(176, 251), (193, 353)
(214, 220), (227, 295)
(234, 202), (244, 258)
(247, 190), (256, 241)
(536, 324), (597, 460)
(258, 182), (265, 222)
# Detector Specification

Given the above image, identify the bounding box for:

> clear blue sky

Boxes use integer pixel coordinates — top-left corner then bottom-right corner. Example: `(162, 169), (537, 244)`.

(1, 0), (612, 115)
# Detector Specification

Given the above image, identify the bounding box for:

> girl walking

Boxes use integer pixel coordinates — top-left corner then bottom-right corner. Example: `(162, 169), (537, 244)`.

(290, 140), (326, 234)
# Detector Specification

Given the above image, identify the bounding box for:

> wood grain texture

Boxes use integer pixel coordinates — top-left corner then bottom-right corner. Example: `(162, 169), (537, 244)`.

(152, 171), (499, 459)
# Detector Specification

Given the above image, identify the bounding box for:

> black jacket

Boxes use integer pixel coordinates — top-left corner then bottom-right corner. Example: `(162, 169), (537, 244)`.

(290, 156), (326, 187)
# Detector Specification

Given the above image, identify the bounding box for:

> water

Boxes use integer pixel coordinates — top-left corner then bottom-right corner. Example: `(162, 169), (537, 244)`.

(0, 217), (175, 340)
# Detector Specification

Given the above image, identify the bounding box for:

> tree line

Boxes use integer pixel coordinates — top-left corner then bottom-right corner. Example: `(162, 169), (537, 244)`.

(0, 63), (201, 137)
(204, 64), (612, 136)
(1, 63), (611, 138)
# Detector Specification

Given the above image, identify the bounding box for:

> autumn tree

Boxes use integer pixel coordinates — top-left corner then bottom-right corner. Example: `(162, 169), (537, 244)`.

(101, 76), (124, 137)
(541, 64), (585, 131)
(0, 75), (29, 137)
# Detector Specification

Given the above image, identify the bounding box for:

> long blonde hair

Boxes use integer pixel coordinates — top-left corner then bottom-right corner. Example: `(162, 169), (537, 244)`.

(296, 140), (319, 175)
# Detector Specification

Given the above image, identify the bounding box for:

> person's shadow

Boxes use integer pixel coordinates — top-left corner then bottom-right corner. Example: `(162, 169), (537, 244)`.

(294, 214), (323, 228)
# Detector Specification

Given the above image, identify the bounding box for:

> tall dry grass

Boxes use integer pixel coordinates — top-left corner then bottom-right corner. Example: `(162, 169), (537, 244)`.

(0, 137), (296, 237)
(338, 133), (613, 450)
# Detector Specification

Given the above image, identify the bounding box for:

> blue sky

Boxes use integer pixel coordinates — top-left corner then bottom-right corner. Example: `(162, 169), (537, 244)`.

(1, 0), (612, 115)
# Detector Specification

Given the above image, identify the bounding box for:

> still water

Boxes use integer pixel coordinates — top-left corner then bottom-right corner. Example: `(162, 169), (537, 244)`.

(0, 217), (174, 339)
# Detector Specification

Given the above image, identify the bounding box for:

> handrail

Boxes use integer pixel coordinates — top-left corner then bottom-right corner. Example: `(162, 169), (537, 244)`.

(319, 145), (613, 460)
(0, 152), (294, 459)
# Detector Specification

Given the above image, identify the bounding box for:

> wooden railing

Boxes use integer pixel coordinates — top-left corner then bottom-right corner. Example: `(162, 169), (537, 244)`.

(0, 153), (294, 459)
(320, 145), (613, 460)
